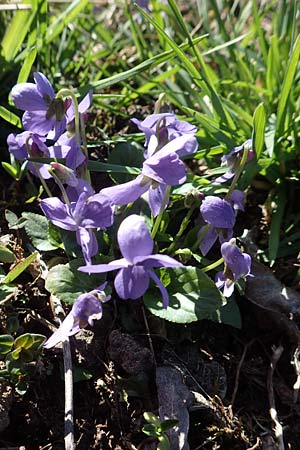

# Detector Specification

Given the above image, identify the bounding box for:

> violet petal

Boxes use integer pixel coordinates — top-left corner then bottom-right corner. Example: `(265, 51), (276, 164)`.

(117, 214), (153, 263)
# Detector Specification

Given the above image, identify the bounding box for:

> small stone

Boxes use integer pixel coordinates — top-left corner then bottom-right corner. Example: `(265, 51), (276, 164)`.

(108, 330), (154, 374)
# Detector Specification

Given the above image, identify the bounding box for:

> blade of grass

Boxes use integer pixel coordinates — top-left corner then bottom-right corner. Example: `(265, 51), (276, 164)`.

(0, 106), (22, 128)
(82, 35), (207, 92)
(252, 0), (268, 65)
(1, 0), (36, 61)
(136, 3), (235, 129)
(2, 252), (38, 285)
(87, 161), (141, 175)
(252, 103), (266, 159)
(268, 185), (286, 266)
(45, 0), (89, 44)
(17, 47), (37, 83)
(276, 34), (300, 137)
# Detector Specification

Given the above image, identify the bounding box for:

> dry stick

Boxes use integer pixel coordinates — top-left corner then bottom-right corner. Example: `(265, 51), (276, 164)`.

(247, 437), (261, 450)
(231, 340), (252, 407)
(292, 346), (300, 403)
(267, 345), (285, 450)
(50, 295), (76, 450)
(141, 302), (157, 366)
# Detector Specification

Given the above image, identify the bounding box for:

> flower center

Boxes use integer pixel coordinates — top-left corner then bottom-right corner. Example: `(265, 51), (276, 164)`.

(46, 98), (66, 121)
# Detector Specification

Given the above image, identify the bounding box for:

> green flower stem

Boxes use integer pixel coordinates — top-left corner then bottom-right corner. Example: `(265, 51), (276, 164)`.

(79, 112), (91, 185)
(56, 89), (81, 149)
(201, 257), (224, 273)
(50, 294), (75, 450)
(151, 185), (171, 239)
(167, 206), (196, 255)
(225, 145), (249, 200)
(50, 170), (70, 205)
(192, 223), (210, 252)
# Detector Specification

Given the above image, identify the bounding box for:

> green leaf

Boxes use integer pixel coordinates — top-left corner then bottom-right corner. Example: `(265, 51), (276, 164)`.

(252, 103), (266, 159)
(5, 210), (22, 229)
(142, 424), (158, 436)
(276, 34), (300, 136)
(0, 106), (22, 128)
(22, 212), (59, 251)
(1, 162), (19, 180)
(160, 419), (178, 433)
(2, 252), (37, 285)
(45, 259), (105, 304)
(0, 335), (14, 355)
(107, 142), (144, 183)
(209, 296), (242, 329)
(14, 333), (34, 350)
(29, 334), (46, 351)
(144, 267), (225, 323)
(144, 412), (161, 426)
(158, 435), (171, 450)
(0, 245), (16, 264)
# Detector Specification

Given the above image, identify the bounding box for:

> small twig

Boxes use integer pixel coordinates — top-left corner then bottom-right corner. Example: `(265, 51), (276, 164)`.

(292, 346), (300, 403)
(267, 345), (285, 450)
(231, 340), (252, 407)
(50, 295), (76, 450)
(141, 302), (157, 366)
(247, 437), (261, 450)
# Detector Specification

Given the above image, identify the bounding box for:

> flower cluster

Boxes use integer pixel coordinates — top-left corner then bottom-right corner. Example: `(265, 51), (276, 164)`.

(197, 140), (254, 295)
(7, 72), (254, 346)
(8, 72), (91, 180)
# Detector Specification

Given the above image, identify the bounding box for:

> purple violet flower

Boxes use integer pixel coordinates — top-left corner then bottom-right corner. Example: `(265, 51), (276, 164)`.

(101, 133), (198, 217)
(40, 192), (113, 264)
(229, 189), (245, 212)
(79, 214), (183, 308)
(215, 239), (252, 297)
(135, 0), (149, 9)
(132, 112), (197, 157)
(214, 139), (254, 184)
(7, 131), (71, 179)
(11, 72), (69, 140)
(44, 285), (110, 348)
(198, 196), (236, 255)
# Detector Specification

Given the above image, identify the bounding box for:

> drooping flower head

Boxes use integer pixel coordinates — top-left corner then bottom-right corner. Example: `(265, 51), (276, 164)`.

(44, 285), (110, 348)
(7, 131), (71, 179)
(198, 196), (236, 255)
(214, 139), (254, 184)
(40, 192), (113, 264)
(79, 215), (183, 307)
(215, 239), (252, 297)
(11, 72), (69, 140)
